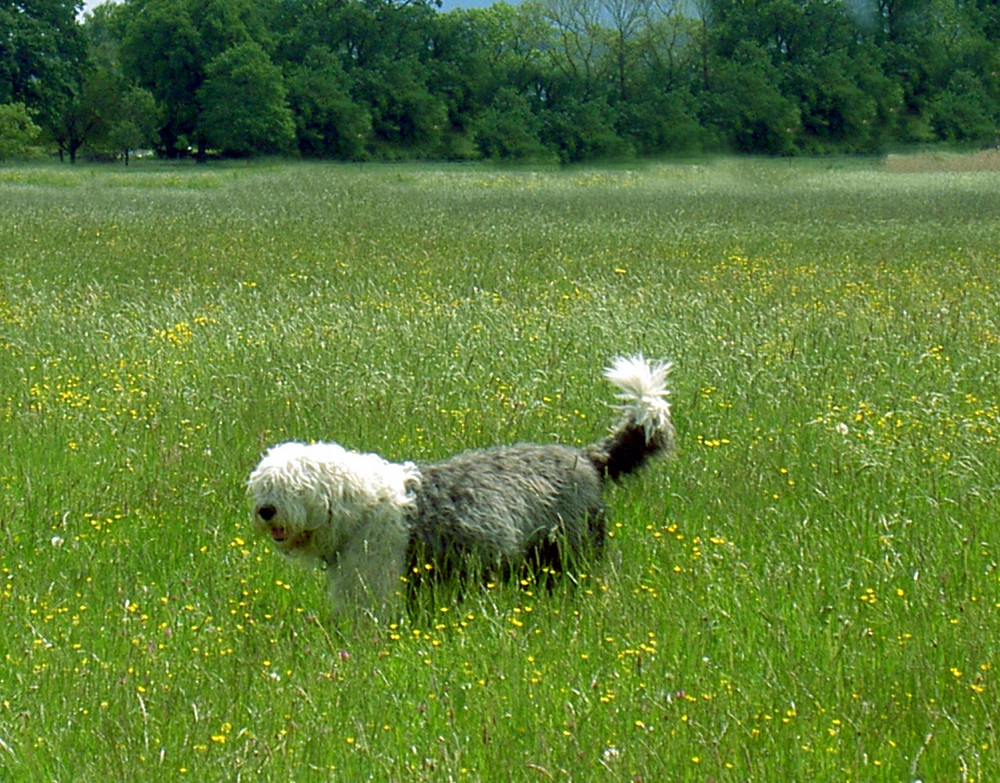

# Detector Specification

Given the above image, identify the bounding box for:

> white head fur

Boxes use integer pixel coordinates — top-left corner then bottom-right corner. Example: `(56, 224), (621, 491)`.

(247, 441), (420, 573)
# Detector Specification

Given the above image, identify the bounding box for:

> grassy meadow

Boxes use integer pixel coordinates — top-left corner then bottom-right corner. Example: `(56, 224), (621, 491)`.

(1, 155), (999, 781)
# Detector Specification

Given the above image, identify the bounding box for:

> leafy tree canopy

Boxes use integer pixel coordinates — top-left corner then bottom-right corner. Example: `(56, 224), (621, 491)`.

(197, 41), (296, 156)
(6, 0), (999, 161)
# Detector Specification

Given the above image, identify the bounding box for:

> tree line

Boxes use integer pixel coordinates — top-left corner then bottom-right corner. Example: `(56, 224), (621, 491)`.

(2, 0), (999, 163)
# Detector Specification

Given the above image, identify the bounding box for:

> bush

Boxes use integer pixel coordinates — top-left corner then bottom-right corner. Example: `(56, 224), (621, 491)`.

(618, 86), (709, 155)
(474, 88), (550, 161)
(931, 69), (999, 144)
(540, 97), (634, 164)
(0, 103), (41, 161)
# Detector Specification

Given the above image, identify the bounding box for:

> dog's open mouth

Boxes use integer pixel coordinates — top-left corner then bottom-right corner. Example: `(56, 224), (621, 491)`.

(269, 526), (312, 551)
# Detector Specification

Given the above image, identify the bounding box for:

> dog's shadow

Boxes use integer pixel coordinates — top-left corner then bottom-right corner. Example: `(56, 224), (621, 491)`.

(399, 548), (619, 625)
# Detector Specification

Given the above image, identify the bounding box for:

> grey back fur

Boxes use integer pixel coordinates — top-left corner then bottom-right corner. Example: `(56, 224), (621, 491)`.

(405, 443), (605, 582)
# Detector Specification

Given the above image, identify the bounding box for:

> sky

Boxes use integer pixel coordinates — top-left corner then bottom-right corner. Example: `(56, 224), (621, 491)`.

(438, 0), (500, 10)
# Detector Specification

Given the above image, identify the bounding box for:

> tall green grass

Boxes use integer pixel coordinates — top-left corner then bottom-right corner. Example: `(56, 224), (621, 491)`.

(1, 157), (998, 780)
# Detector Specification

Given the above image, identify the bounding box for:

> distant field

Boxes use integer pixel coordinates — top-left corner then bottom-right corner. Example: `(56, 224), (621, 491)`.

(1, 157), (998, 780)
(883, 148), (1000, 173)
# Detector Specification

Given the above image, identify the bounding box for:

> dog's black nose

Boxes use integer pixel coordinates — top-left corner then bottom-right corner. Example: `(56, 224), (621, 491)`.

(257, 505), (277, 521)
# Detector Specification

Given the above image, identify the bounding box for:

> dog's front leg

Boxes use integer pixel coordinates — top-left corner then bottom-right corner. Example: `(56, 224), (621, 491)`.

(324, 534), (406, 623)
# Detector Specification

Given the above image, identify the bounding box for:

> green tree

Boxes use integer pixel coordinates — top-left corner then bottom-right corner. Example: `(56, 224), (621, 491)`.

(447, 3), (552, 156)
(614, 2), (708, 153)
(356, 56), (448, 155)
(272, 0), (450, 155)
(1, 0), (87, 129)
(120, 0), (205, 155)
(920, 0), (1000, 143)
(79, 4), (159, 162)
(2, 0), (91, 160)
(0, 102), (41, 160)
(107, 86), (160, 163)
(701, 0), (904, 152)
(120, 0), (265, 157)
(73, 0), (1000, 161)
(425, 10), (496, 159)
(285, 46), (371, 158)
(618, 84), (707, 154)
(197, 41), (295, 156)
(702, 40), (800, 153)
(541, 94), (632, 161)
(930, 69), (998, 143)
(871, 0), (952, 140)
(455, 3), (549, 92)
(475, 86), (549, 160)
(785, 46), (898, 152)
(270, 0), (347, 65)
(46, 73), (103, 162)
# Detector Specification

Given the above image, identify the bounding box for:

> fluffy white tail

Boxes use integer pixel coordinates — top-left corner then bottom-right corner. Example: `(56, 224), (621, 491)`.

(604, 355), (673, 443)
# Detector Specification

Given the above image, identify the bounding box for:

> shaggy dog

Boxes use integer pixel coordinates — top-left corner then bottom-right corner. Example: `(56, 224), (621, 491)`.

(247, 356), (674, 619)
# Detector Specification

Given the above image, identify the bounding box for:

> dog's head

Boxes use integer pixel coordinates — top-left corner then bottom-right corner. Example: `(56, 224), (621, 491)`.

(246, 441), (419, 563)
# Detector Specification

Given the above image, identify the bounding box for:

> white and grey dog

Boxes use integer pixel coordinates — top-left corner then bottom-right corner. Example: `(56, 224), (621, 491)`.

(247, 356), (674, 619)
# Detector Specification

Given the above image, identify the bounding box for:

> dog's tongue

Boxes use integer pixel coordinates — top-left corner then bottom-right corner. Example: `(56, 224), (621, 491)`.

(270, 527), (289, 542)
